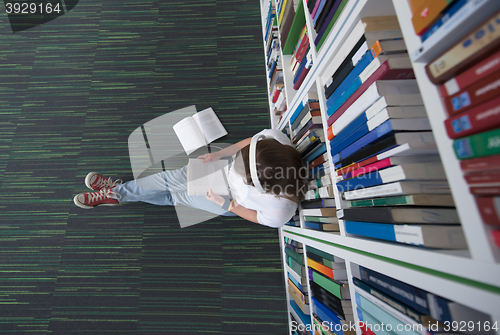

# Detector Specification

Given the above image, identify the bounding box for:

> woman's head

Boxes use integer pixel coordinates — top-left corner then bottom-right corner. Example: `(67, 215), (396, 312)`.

(240, 138), (307, 203)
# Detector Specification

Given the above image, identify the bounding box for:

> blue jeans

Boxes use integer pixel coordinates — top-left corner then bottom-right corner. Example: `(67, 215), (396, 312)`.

(114, 166), (236, 217)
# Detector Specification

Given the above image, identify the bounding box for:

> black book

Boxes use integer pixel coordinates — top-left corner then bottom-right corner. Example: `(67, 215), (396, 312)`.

(324, 36), (366, 96)
(301, 198), (336, 209)
(309, 280), (346, 319)
(308, 0), (318, 14)
(314, 0), (336, 32)
(338, 207), (459, 224)
(293, 120), (322, 144)
(300, 138), (322, 158)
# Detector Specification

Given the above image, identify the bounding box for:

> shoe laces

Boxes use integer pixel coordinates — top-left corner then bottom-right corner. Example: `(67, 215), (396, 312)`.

(88, 188), (122, 202)
(95, 176), (123, 190)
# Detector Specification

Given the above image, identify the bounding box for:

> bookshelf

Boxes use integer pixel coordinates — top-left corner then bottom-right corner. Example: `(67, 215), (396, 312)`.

(260, 0), (500, 334)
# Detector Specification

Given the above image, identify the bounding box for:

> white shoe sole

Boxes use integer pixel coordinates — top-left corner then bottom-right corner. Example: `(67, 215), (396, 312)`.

(73, 194), (119, 209)
(85, 172), (98, 190)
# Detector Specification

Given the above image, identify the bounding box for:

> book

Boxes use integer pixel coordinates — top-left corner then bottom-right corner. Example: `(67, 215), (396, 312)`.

(289, 285), (311, 314)
(420, 0), (468, 43)
(301, 207), (337, 216)
(290, 300), (312, 329)
(338, 207), (459, 224)
(411, 0), (456, 36)
(301, 198), (335, 209)
(334, 119), (432, 163)
(470, 186), (500, 196)
(444, 70), (500, 117)
(289, 278), (308, 303)
(453, 127), (500, 159)
(340, 155), (441, 180)
(307, 253), (346, 270)
(304, 221), (341, 232)
(476, 196), (500, 225)
(354, 291), (423, 335)
(309, 272), (351, 301)
(343, 180), (450, 200)
(460, 154), (500, 173)
(186, 159), (229, 196)
(425, 11), (500, 85)
(283, 0), (306, 54)
(303, 215), (338, 224)
(439, 47), (500, 98)
(285, 246), (304, 265)
(347, 194), (455, 207)
(172, 107), (228, 155)
(315, 0), (349, 50)
(307, 246), (344, 263)
(445, 96), (500, 139)
(335, 142), (439, 176)
(308, 258), (347, 280)
(335, 162), (446, 192)
(465, 170), (500, 187)
(328, 94), (425, 141)
(334, 132), (436, 168)
(326, 71), (417, 127)
(345, 221), (466, 249)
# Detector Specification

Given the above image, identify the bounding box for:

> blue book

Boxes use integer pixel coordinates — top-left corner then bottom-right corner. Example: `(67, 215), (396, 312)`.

(421, 0), (468, 42)
(326, 76), (362, 117)
(326, 51), (374, 109)
(358, 265), (430, 315)
(311, 297), (345, 335)
(289, 300), (311, 328)
(335, 170), (384, 192)
(269, 59), (278, 79)
(293, 56), (308, 84)
(303, 142), (326, 163)
(288, 272), (306, 292)
(312, 0), (327, 24)
(290, 101), (308, 125)
(330, 118), (371, 156)
(329, 112), (369, 152)
(339, 119), (398, 160)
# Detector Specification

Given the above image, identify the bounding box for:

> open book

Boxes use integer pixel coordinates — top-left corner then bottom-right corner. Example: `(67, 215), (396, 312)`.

(187, 158), (230, 196)
(173, 107), (228, 155)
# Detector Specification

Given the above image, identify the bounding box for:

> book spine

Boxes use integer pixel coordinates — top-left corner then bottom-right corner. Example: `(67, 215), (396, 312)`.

(475, 196), (500, 225)
(347, 157), (392, 179)
(444, 70), (500, 117)
(411, 0), (453, 36)
(425, 11), (500, 85)
(440, 47), (500, 98)
(444, 96), (500, 139)
(460, 154), (500, 173)
(453, 127), (500, 159)
(308, 258), (334, 279)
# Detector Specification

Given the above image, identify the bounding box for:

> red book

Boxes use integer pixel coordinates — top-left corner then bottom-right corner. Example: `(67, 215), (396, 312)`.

(272, 87), (282, 103)
(460, 154), (500, 174)
(440, 49), (500, 98)
(475, 196), (500, 226)
(470, 186), (500, 196)
(465, 170), (500, 187)
(309, 154), (326, 169)
(293, 68), (310, 90)
(444, 70), (500, 117)
(444, 96), (500, 139)
(309, 101), (320, 109)
(492, 230), (500, 248)
(342, 157), (394, 179)
(336, 156), (379, 176)
(327, 61), (415, 127)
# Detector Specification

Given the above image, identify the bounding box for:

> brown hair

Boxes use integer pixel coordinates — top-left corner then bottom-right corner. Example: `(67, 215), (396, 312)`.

(240, 138), (307, 203)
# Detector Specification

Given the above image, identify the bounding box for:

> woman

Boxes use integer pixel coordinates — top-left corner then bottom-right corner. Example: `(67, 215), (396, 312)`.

(73, 129), (307, 228)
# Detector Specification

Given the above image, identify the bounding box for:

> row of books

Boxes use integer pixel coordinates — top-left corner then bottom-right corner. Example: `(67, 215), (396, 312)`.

(277, 0), (303, 55)
(424, 10), (500, 248)
(307, 0), (349, 52)
(320, 14), (464, 249)
(285, 237), (312, 332)
(307, 247), (353, 335)
(290, 24), (313, 91)
(353, 264), (495, 335)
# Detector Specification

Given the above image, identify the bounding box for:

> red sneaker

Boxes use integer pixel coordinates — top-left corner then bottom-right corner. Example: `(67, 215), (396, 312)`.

(85, 172), (122, 191)
(73, 188), (121, 209)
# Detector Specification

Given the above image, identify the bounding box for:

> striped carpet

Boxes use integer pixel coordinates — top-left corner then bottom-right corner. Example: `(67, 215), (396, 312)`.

(0, 0), (289, 334)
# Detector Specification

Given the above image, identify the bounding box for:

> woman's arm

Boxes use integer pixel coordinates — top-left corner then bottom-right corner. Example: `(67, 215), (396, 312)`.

(205, 189), (259, 224)
(198, 138), (251, 162)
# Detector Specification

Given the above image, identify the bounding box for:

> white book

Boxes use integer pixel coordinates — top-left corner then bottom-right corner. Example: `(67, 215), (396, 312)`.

(358, 54), (412, 83)
(366, 116), (431, 132)
(378, 163), (446, 183)
(343, 181), (451, 200)
(376, 142), (439, 160)
(331, 80), (421, 136)
(186, 159), (229, 196)
(366, 105), (427, 121)
(173, 107), (227, 155)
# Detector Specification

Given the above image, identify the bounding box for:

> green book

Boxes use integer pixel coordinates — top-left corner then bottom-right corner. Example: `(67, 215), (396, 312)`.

(347, 194), (455, 208)
(303, 215), (338, 223)
(285, 246), (303, 266)
(316, 0), (349, 51)
(310, 269), (349, 300)
(282, 0), (305, 54)
(307, 246), (343, 262)
(288, 255), (306, 277)
(454, 127), (500, 159)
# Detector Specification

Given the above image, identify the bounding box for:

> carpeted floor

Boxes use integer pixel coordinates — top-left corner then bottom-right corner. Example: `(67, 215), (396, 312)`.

(0, 0), (289, 333)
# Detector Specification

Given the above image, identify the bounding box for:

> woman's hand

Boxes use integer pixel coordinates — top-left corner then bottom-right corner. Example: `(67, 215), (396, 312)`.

(197, 151), (220, 163)
(205, 189), (225, 207)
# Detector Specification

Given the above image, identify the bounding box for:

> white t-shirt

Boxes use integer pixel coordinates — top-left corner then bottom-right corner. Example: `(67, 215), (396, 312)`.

(227, 129), (298, 228)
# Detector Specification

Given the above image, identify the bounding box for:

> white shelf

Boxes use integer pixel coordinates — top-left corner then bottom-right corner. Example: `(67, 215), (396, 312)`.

(263, 0), (500, 332)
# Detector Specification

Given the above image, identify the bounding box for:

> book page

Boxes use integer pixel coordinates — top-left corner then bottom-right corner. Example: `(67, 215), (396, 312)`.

(192, 107), (228, 144)
(173, 117), (207, 155)
(187, 158), (229, 196)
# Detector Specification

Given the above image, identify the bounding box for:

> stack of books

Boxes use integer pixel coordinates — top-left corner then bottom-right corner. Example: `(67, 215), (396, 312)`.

(307, 0), (349, 51)
(307, 246), (354, 335)
(285, 212), (301, 227)
(290, 24), (312, 91)
(425, 11), (500, 248)
(354, 265), (494, 334)
(285, 237), (312, 330)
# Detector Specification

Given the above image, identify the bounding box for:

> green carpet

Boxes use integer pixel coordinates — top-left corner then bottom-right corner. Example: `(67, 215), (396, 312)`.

(0, 0), (289, 333)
